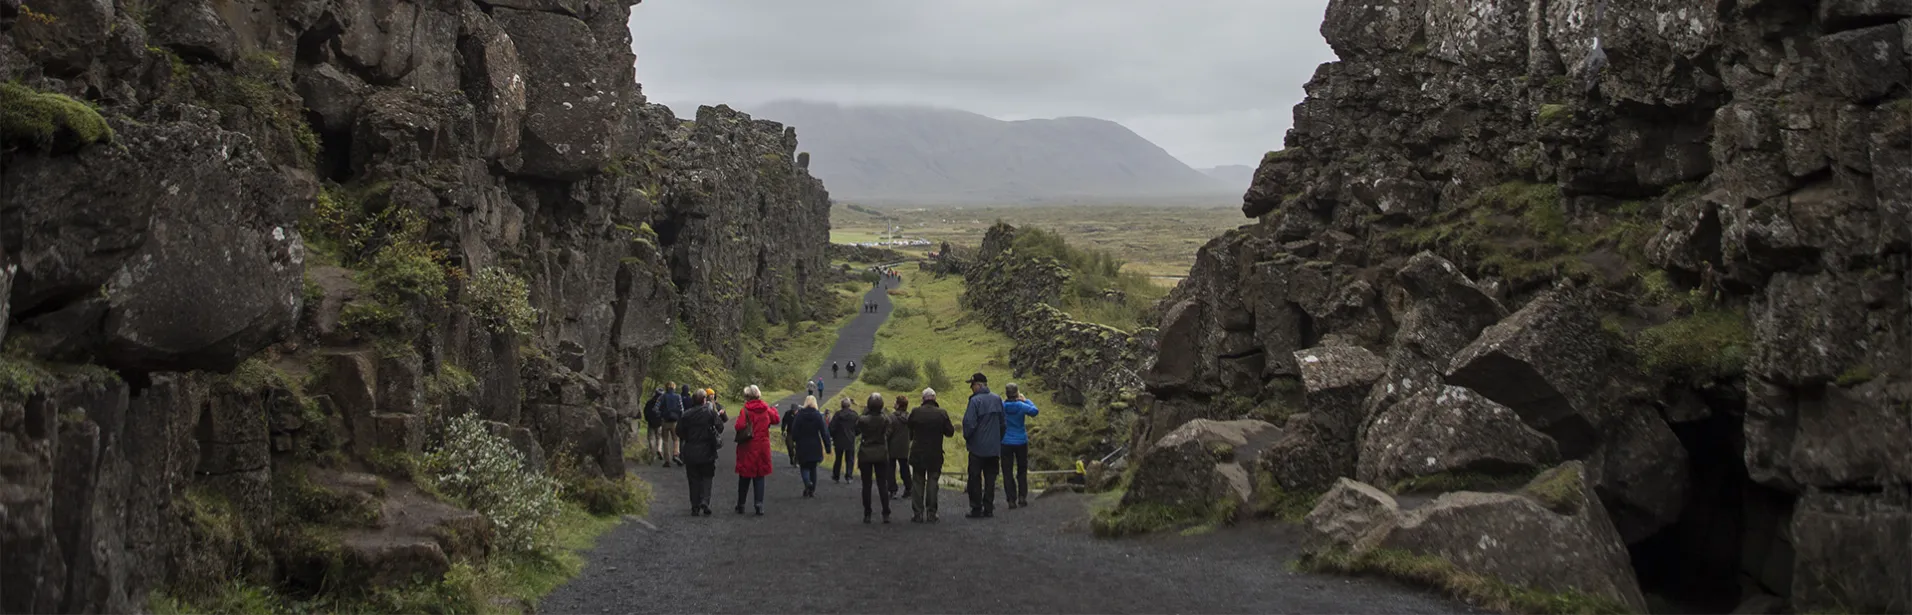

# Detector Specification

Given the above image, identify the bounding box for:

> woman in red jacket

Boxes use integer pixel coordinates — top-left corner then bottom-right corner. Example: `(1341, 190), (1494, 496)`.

(733, 385), (781, 515)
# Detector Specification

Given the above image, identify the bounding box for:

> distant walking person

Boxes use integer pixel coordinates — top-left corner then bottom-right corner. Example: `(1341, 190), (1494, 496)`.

(887, 395), (913, 501)
(832, 362), (840, 379)
(658, 382), (686, 467)
(857, 393), (895, 523)
(814, 377), (827, 402)
(828, 397), (859, 482)
(782, 402), (800, 468)
(642, 386), (665, 463)
(1001, 383), (1040, 509)
(847, 361), (858, 377)
(732, 386), (781, 516)
(676, 389), (723, 516)
(907, 388), (955, 522)
(961, 373), (1006, 519)
(788, 396), (832, 497)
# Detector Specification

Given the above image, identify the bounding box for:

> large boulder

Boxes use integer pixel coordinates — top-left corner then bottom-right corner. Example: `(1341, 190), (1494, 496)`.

(3, 112), (307, 373)
(1375, 463), (1649, 612)
(493, 8), (624, 179)
(1789, 490), (1912, 613)
(1303, 477), (1402, 551)
(1293, 344), (1385, 439)
(1119, 419), (1281, 521)
(1365, 253), (1507, 422)
(1357, 385), (1560, 486)
(457, 13), (528, 160)
(1142, 299), (1204, 392)
(1585, 401), (1690, 543)
(1444, 288), (1608, 457)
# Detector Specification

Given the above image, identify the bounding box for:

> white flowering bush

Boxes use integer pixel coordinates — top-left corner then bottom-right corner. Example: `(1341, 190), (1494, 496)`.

(423, 414), (560, 553)
(466, 266), (538, 335)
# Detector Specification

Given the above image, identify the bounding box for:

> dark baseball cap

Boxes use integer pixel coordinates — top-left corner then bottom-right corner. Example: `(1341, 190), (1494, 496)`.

(966, 372), (988, 384)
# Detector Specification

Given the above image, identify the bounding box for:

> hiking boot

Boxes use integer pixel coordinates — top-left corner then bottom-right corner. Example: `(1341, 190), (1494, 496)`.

(882, 514), (891, 524)
(928, 512), (939, 523)
(1006, 500), (1019, 510)
(1020, 498), (1031, 508)
(735, 505), (745, 515)
(755, 507), (764, 516)
(863, 514), (872, 524)
(910, 514), (924, 523)
(965, 509), (984, 519)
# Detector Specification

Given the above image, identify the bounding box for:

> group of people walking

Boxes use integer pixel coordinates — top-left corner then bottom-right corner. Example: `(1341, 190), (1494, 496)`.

(648, 371), (1038, 523)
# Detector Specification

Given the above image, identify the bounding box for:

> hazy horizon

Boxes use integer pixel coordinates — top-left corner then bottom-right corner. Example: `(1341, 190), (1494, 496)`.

(625, 1), (1337, 170)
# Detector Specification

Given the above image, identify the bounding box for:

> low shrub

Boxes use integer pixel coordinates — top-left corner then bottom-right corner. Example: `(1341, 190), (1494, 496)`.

(422, 414), (561, 553)
(923, 358), (953, 392)
(466, 267), (538, 335)
(550, 451), (652, 517)
(1633, 308), (1751, 382)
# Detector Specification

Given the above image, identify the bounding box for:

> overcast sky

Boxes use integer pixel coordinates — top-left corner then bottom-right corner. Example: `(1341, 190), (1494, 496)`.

(626, 1), (1337, 170)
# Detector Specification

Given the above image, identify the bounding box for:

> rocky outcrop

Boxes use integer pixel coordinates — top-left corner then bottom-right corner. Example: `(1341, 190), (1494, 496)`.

(0, 0), (832, 611)
(1123, 0), (1912, 611)
(959, 223), (1152, 451)
(1098, 418), (1281, 534)
(1305, 463), (1649, 612)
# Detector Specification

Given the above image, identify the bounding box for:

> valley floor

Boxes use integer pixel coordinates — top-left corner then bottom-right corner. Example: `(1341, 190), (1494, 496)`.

(542, 277), (1470, 614)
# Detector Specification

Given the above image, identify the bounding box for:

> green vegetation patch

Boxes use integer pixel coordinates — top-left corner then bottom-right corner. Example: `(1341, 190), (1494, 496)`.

(1384, 181), (1653, 290)
(1389, 470), (1542, 496)
(1537, 103), (1572, 125)
(1091, 498), (1223, 538)
(1007, 225), (1167, 331)
(1631, 308), (1752, 382)
(1520, 465), (1585, 515)
(550, 450), (653, 517)
(1252, 473), (1323, 523)
(466, 267), (539, 335)
(1298, 547), (1632, 615)
(0, 82), (113, 148)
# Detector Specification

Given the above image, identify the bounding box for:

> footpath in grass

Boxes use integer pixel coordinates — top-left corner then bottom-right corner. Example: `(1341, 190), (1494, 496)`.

(843, 269), (1083, 478)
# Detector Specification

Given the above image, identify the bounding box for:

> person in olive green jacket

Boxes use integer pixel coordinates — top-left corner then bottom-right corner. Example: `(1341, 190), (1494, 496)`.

(855, 393), (894, 524)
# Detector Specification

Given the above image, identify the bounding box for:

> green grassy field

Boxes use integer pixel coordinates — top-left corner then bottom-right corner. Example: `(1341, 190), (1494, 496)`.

(830, 202), (1245, 285)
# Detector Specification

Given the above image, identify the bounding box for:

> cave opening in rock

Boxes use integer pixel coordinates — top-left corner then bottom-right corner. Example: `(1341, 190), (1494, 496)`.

(1628, 404), (1794, 614)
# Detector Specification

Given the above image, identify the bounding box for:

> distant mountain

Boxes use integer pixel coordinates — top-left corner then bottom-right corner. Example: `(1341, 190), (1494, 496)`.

(1200, 165), (1257, 189)
(740, 100), (1235, 205)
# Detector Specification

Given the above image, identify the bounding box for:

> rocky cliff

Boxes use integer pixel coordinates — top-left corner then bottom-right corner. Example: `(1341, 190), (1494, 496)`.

(960, 223), (1152, 461)
(1120, 0), (1910, 612)
(0, 0), (829, 611)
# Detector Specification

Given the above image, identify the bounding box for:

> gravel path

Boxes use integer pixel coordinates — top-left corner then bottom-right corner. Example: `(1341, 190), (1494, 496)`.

(542, 269), (1470, 614)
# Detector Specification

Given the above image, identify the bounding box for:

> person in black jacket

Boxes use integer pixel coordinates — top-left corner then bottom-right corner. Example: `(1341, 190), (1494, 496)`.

(906, 388), (956, 523)
(887, 395), (912, 501)
(787, 396), (832, 497)
(827, 397), (859, 482)
(856, 393), (894, 524)
(675, 390), (723, 516)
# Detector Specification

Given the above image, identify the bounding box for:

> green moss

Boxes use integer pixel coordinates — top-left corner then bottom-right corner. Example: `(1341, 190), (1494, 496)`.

(1537, 104), (1572, 125)
(1633, 308), (1752, 382)
(1262, 148), (1297, 164)
(1298, 547), (1632, 615)
(1834, 365), (1877, 387)
(1389, 470), (1540, 496)
(220, 357), (302, 396)
(465, 267), (538, 335)
(0, 82), (113, 148)
(1091, 499), (1211, 538)
(1251, 473), (1322, 523)
(274, 466), (383, 528)
(551, 452), (652, 517)
(0, 355), (53, 401)
(425, 363), (479, 402)
(1520, 465), (1585, 515)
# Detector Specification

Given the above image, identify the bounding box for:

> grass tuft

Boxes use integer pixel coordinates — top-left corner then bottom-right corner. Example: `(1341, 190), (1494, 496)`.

(1298, 548), (1632, 614)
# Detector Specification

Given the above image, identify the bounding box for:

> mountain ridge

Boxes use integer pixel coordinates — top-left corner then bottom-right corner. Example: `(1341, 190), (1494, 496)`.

(729, 100), (1236, 204)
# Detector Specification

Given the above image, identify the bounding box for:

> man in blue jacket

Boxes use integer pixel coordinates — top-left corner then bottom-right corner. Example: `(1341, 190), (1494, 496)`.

(1000, 383), (1039, 509)
(961, 372), (1005, 519)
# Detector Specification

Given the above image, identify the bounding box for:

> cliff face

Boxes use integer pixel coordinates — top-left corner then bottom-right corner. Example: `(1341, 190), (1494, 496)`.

(0, 0), (828, 611)
(1130, 0), (1910, 611)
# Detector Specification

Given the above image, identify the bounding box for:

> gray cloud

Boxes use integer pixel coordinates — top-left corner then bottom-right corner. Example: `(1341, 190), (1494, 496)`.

(627, 0), (1337, 169)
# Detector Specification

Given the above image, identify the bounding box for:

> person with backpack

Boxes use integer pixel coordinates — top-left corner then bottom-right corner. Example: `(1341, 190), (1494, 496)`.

(1001, 383), (1040, 509)
(642, 387), (665, 463)
(676, 389), (723, 516)
(832, 361), (840, 379)
(847, 360), (858, 377)
(856, 392), (895, 524)
(732, 385), (780, 516)
(657, 382), (686, 467)
(782, 402), (800, 468)
(828, 397), (859, 482)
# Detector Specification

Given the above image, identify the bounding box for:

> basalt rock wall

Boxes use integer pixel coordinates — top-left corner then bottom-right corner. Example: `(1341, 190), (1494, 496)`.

(961, 223), (1150, 440)
(0, 0), (829, 611)
(1128, 0), (1910, 612)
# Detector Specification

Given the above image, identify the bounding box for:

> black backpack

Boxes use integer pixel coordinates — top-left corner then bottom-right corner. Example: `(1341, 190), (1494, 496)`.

(659, 393), (684, 422)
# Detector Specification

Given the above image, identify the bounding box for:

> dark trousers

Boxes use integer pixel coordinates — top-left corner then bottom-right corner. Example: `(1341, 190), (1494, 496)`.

(685, 463), (715, 509)
(860, 460), (894, 517)
(736, 476), (765, 511)
(912, 462), (942, 517)
(891, 458), (912, 496)
(1002, 444), (1029, 504)
(799, 462), (819, 489)
(832, 446), (856, 480)
(967, 454), (1001, 513)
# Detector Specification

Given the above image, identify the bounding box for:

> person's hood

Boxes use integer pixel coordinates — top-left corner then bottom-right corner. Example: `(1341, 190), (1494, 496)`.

(744, 399), (773, 414)
(918, 399), (941, 408)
